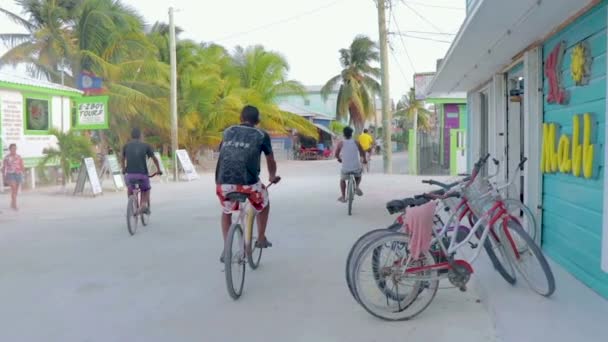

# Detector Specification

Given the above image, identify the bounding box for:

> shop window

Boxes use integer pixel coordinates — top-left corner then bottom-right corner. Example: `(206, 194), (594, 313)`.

(24, 96), (51, 133)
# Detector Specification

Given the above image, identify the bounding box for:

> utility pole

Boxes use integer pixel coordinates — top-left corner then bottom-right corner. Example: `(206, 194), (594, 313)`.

(169, 7), (179, 181)
(376, 0), (393, 174)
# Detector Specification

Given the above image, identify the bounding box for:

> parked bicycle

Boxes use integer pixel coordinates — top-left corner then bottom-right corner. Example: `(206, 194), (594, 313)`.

(348, 154), (554, 321)
(224, 178), (280, 300)
(126, 172), (160, 236)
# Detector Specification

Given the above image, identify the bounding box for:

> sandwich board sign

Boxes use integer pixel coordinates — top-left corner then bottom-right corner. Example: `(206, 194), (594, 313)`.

(147, 152), (169, 182)
(99, 155), (124, 190)
(176, 149), (199, 181)
(74, 157), (103, 196)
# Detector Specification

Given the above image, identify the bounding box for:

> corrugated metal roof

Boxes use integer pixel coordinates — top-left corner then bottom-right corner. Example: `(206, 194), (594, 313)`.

(278, 102), (334, 120)
(0, 72), (83, 94)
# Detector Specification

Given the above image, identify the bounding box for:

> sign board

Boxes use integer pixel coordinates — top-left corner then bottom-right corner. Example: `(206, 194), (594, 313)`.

(413, 72), (436, 100)
(147, 152), (169, 182)
(176, 149), (199, 181)
(73, 96), (109, 130)
(271, 139), (285, 153)
(99, 155), (124, 190)
(74, 157), (103, 196)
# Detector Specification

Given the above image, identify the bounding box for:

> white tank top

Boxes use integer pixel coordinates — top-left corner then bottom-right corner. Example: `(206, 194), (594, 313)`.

(341, 139), (361, 172)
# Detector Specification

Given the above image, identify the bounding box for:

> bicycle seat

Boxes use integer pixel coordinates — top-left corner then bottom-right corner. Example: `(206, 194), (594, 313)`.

(128, 179), (145, 187)
(226, 192), (249, 202)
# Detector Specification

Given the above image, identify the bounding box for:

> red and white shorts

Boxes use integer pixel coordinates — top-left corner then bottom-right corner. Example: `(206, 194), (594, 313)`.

(216, 182), (269, 214)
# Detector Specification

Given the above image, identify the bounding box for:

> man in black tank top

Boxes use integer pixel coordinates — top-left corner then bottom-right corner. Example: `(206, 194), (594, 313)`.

(215, 106), (280, 262)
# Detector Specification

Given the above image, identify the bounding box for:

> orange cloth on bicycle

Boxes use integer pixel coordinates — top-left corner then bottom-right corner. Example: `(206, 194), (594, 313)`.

(403, 201), (437, 259)
(358, 133), (374, 151)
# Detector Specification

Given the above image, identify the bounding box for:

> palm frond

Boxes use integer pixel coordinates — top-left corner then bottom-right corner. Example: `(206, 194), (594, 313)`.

(321, 74), (341, 101)
(0, 7), (35, 31)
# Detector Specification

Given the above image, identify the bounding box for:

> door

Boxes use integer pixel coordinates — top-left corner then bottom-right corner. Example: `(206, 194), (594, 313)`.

(479, 92), (489, 176)
(506, 75), (524, 201)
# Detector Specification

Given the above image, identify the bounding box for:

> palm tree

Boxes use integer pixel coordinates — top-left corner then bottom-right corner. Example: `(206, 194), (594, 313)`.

(321, 35), (381, 133)
(232, 45), (306, 102)
(39, 129), (94, 186)
(394, 87), (433, 132)
(176, 43), (317, 157)
(0, 0), (77, 81)
(1, 0), (170, 148)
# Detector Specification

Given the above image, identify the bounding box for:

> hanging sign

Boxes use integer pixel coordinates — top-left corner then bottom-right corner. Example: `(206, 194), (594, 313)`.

(73, 96), (109, 130)
(73, 157), (103, 195)
(176, 149), (199, 181)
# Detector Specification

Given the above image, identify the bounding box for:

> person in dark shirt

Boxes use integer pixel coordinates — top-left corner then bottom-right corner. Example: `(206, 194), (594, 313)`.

(216, 105), (280, 261)
(121, 128), (162, 213)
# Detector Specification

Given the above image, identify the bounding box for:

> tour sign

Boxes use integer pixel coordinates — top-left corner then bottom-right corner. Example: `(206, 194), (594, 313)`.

(74, 96), (109, 130)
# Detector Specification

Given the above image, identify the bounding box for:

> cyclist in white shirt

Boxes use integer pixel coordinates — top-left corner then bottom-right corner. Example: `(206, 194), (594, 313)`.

(334, 126), (367, 203)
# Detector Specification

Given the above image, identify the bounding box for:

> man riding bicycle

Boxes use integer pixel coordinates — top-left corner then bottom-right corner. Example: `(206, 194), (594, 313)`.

(336, 126), (367, 203)
(121, 128), (162, 214)
(358, 128), (374, 162)
(216, 105), (280, 262)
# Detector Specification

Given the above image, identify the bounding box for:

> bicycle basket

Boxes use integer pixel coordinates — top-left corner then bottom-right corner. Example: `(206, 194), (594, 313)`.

(462, 176), (502, 216)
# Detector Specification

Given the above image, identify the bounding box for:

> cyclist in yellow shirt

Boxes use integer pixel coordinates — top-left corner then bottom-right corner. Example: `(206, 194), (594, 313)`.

(358, 129), (374, 171)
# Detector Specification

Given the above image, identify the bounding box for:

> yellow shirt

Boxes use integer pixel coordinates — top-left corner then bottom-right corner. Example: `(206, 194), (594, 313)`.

(358, 133), (374, 151)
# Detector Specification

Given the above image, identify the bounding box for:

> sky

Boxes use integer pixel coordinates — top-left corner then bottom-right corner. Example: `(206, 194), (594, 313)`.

(0, 0), (466, 100)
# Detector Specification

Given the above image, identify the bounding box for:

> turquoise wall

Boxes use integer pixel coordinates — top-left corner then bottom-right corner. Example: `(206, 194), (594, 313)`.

(542, 0), (608, 298)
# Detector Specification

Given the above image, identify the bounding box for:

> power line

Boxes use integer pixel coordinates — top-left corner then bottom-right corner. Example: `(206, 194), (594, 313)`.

(389, 43), (412, 89)
(213, 0), (345, 42)
(400, 0), (446, 34)
(402, 1), (465, 11)
(390, 7), (416, 74)
(396, 30), (456, 36)
(390, 32), (452, 44)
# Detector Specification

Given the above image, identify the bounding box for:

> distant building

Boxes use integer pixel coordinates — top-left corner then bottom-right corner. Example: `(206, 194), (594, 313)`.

(276, 84), (382, 130)
(275, 85), (338, 119)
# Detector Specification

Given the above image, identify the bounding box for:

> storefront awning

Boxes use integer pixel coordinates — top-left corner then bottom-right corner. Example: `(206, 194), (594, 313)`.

(428, 0), (595, 94)
(314, 123), (335, 137)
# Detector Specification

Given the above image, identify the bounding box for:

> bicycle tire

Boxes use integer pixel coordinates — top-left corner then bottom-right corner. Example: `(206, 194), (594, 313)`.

(141, 202), (150, 226)
(470, 216), (517, 285)
(501, 218), (555, 297)
(345, 225), (401, 302)
(126, 196), (138, 236)
(246, 208), (263, 270)
(225, 224), (246, 300)
(502, 199), (538, 250)
(348, 176), (354, 216)
(353, 232), (439, 321)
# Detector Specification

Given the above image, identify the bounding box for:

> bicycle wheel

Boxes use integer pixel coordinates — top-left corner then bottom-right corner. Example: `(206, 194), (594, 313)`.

(224, 224), (246, 300)
(126, 196), (138, 236)
(347, 176), (354, 216)
(353, 232), (439, 321)
(346, 225), (401, 302)
(501, 218), (555, 296)
(468, 214), (517, 285)
(503, 199), (538, 252)
(246, 207), (263, 270)
(141, 202), (150, 226)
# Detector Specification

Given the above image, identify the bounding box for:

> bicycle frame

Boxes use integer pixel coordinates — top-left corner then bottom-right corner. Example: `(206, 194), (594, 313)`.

(400, 157), (527, 276)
